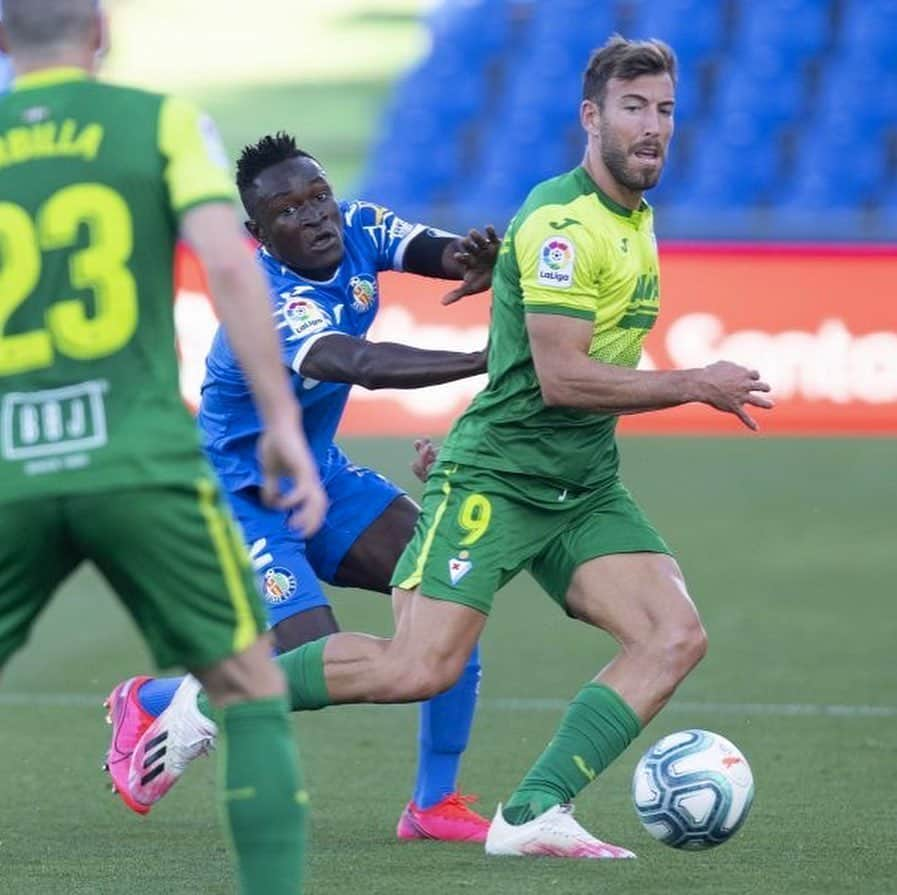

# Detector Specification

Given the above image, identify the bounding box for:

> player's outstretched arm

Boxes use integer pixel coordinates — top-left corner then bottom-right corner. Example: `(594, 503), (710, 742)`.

(299, 333), (486, 390)
(526, 313), (774, 430)
(181, 203), (327, 532)
(403, 226), (502, 305)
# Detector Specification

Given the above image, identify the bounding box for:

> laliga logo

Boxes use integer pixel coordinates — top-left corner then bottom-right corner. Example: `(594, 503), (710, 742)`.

(349, 274), (376, 311)
(542, 238), (572, 271)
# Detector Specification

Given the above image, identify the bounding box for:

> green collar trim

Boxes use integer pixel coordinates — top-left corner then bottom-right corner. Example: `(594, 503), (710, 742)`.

(576, 166), (649, 218)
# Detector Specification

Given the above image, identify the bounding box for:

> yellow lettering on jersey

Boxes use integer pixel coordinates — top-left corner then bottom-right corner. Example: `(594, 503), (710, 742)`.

(0, 120), (105, 169)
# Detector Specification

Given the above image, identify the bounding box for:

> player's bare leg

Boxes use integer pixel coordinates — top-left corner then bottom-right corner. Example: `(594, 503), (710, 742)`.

(569, 553), (707, 722)
(314, 590), (485, 704)
(488, 553), (706, 859)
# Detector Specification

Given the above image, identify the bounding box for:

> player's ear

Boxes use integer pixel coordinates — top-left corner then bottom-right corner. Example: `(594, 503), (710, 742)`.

(91, 8), (109, 68)
(581, 98), (601, 137)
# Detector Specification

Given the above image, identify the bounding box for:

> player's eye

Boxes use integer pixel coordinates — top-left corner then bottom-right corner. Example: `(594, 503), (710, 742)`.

(279, 205), (297, 217)
(316, 191), (330, 201)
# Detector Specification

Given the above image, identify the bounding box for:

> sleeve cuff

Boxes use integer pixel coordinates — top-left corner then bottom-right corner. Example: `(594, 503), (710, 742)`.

(290, 331), (340, 374)
(524, 303), (595, 321)
(392, 223), (428, 271)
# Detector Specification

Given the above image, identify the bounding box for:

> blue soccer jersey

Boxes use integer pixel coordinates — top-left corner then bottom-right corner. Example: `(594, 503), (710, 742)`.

(199, 200), (426, 490)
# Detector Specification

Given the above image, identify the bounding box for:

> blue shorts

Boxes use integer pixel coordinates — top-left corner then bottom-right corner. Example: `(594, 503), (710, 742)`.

(227, 445), (403, 626)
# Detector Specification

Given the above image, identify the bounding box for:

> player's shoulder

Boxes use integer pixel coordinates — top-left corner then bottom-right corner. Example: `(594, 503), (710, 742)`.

(342, 199), (395, 230)
(519, 168), (591, 219)
(511, 168), (601, 250)
(85, 80), (170, 115)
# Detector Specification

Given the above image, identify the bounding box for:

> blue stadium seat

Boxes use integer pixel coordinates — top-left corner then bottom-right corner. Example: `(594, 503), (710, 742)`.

(361, 0), (893, 233)
(426, 0), (512, 55)
(523, 0), (616, 63)
(626, 0), (727, 63)
(733, 0), (831, 59)
(813, 54), (897, 135)
(839, 0), (897, 65)
(776, 137), (888, 210)
(713, 51), (805, 127)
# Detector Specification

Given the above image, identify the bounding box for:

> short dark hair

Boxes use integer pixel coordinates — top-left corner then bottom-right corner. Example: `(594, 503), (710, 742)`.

(236, 132), (317, 208)
(3, 0), (99, 52)
(582, 35), (677, 106)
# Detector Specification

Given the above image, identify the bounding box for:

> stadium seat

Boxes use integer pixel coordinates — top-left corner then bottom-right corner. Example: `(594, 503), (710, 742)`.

(733, 0), (831, 59)
(361, 0), (893, 236)
(814, 54), (897, 135)
(713, 51), (805, 128)
(776, 137), (889, 210)
(425, 0), (513, 55)
(839, 0), (897, 65)
(626, 0), (727, 63)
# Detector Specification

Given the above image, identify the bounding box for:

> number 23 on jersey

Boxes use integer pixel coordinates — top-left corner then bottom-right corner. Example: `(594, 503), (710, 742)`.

(0, 182), (137, 377)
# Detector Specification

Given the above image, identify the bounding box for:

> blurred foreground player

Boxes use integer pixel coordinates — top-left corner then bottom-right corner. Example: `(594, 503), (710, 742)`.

(0, 2), (325, 892)
(106, 133), (501, 841)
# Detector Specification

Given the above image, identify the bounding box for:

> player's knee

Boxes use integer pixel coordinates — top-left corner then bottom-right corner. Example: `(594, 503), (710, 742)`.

(662, 616), (707, 678)
(396, 657), (462, 702)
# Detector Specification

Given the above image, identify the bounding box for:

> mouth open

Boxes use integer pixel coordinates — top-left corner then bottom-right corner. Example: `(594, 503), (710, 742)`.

(310, 230), (337, 249)
(633, 146), (661, 161)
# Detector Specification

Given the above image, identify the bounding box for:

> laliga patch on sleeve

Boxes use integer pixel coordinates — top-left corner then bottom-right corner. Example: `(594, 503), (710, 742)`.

(281, 296), (331, 339)
(537, 235), (575, 288)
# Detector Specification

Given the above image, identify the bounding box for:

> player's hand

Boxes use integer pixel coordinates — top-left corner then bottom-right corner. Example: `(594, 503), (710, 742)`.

(258, 423), (328, 534)
(411, 437), (439, 482)
(442, 226), (502, 305)
(695, 361), (775, 431)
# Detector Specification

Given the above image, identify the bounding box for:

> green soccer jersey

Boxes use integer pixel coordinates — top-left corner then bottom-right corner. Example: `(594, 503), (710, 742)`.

(441, 166), (661, 490)
(0, 68), (235, 504)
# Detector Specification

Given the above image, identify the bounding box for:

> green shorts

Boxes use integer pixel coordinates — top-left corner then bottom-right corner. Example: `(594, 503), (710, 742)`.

(391, 462), (671, 616)
(0, 478), (266, 671)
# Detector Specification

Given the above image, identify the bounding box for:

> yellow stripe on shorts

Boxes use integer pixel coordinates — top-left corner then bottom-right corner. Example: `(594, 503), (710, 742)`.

(398, 475), (453, 591)
(196, 478), (257, 653)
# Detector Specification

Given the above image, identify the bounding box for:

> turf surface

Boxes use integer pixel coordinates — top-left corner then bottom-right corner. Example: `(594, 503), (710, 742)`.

(2, 436), (895, 894)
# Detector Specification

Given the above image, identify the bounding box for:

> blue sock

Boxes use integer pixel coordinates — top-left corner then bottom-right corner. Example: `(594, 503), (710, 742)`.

(137, 676), (184, 717)
(413, 644), (481, 809)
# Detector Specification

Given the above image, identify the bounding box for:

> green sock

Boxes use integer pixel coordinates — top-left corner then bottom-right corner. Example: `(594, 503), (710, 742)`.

(197, 636), (332, 721)
(277, 635), (332, 711)
(503, 682), (641, 825)
(218, 696), (307, 895)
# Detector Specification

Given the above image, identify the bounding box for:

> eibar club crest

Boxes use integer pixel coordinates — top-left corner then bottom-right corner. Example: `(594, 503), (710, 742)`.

(448, 552), (473, 586)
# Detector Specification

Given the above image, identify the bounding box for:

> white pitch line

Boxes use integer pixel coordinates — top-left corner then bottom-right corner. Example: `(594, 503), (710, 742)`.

(0, 692), (894, 718)
(484, 698), (897, 718)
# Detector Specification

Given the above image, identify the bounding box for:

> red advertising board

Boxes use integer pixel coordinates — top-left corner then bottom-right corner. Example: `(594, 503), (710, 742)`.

(175, 243), (896, 435)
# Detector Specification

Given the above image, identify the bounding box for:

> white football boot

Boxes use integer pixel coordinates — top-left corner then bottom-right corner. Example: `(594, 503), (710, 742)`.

(126, 675), (218, 809)
(485, 803), (636, 859)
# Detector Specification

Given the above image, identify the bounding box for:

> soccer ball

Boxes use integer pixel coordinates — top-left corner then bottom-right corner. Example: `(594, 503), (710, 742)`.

(632, 729), (754, 849)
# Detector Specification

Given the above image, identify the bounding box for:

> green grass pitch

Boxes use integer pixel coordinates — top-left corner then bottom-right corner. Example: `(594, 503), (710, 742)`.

(2, 436), (895, 894)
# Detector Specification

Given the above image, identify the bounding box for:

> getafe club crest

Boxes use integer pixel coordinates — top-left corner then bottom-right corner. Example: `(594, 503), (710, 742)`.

(263, 567), (297, 604)
(348, 274), (377, 312)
